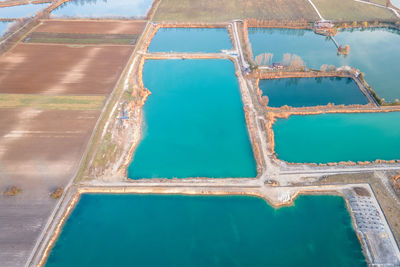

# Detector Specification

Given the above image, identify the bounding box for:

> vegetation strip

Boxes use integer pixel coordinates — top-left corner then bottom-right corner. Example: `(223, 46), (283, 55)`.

(0, 94), (106, 110)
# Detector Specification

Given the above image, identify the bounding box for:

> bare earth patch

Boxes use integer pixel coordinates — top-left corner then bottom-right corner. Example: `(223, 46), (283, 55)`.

(313, 0), (396, 21)
(154, 0), (319, 22)
(0, 44), (133, 95)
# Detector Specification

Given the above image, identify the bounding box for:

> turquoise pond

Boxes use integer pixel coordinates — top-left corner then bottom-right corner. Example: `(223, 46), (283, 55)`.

(51, 0), (152, 18)
(128, 59), (256, 178)
(248, 27), (400, 102)
(0, 3), (49, 18)
(273, 112), (400, 163)
(46, 194), (366, 267)
(148, 28), (232, 53)
(260, 77), (368, 107)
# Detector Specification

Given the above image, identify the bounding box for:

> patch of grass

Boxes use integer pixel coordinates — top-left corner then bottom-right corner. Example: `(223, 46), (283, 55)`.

(50, 187), (64, 199)
(313, 0), (396, 21)
(154, 0), (318, 22)
(0, 94), (106, 110)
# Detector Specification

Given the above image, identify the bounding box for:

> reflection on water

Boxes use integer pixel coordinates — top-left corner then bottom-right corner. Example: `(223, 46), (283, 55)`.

(0, 3), (49, 18)
(249, 27), (400, 102)
(51, 0), (153, 18)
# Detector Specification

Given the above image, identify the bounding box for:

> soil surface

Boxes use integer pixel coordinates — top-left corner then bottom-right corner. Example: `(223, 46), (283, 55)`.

(0, 44), (133, 95)
(34, 20), (147, 35)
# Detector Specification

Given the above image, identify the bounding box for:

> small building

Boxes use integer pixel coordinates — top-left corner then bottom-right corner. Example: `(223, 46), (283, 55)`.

(272, 62), (284, 69)
(314, 20), (334, 29)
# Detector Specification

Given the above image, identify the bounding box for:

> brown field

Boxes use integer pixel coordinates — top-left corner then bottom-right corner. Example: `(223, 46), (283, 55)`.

(0, 108), (100, 266)
(34, 20), (147, 35)
(0, 44), (133, 95)
(313, 0), (396, 21)
(154, 0), (319, 22)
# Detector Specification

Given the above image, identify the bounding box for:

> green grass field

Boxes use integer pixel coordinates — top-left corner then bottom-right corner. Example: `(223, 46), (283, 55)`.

(0, 94), (106, 110)
(313, 0), (396, 21)
(153, 0), (319, 22)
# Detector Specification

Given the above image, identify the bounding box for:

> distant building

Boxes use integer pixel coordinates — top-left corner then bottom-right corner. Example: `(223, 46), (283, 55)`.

(314, 20), (334, 29)
(272, 62), (284, 69)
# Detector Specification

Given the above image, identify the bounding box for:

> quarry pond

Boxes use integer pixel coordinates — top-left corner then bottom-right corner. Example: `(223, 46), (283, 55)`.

(148, 27), (232, 53)
(248, 27), (400, 102)
(273, 112), (400, 163)
(51, 0), (153, 18)
(259, 77), (368, 107)
(128, 59), (256, 179)
(45, 194), (366, 267)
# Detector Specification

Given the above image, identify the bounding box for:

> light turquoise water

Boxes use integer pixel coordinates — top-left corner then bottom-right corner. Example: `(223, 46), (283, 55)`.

(392, 0), (400, 8)
(273, 112), (400, 163)
(46, 194), (366, 267)
(128, 59), (256, 178)
(51, 0), (152, 18)
(148, 28), (232, 53)
(248, 28), (400, 102)
(0, 21), (10, 37)
(0, 3), (49, 18)
(260, 77), (368, 107)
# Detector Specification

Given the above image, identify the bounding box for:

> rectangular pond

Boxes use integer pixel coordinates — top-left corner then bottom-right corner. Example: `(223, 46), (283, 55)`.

(273, 112), (400, 163)
(148, 27), (232, 53)
(51, 0), (152, 18)
(45, 194), (366, 267)
(0, 3), (49, 18)
(248, 27), (400, 102)
(128, 59), (256, 178)
(259, 77), (368, 108)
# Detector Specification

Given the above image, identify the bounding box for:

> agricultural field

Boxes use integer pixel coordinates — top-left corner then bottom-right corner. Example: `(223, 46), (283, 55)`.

(153, 0), (319, 22)
(0, 44), (133, 95)
(0, 109), (100, 266)
(24, 20), (147, 45)
(313, 0), (396, 21)
(0, 20), (138, 266)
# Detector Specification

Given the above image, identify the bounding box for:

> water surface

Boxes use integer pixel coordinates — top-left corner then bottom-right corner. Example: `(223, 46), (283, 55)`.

(0, 21), (11, 37)
(273, 112), (400, 163)
(46, 194), (366, 267)
(248, 28), (400, 102)
(51, 0), (152, 18)
(128, 59), (256, 178)
(148, 28), (232, 53)
(392, 0), (400, 8)
(0, 3), (48, 18)
(260, 77), (368, 107)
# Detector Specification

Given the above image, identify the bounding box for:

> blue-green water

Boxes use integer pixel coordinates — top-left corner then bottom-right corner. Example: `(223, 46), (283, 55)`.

(0, 21), (11, 37)
(0, 3), (49, 18)
(51, 0), (152, 18)
(148, 28), (232, 53)
(128, 59), (256, 178)
(273, 112), (400, 163)
(248, 28), (400, 102)
(46, 194), (366, 267)
(260, 77), (368, 107)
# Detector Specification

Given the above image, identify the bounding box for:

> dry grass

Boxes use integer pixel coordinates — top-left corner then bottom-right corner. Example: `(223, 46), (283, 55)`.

(0, 94), (105, 110)
(313, 0), (396, 21)
(154, 0), (319, 22)
(316, 172), (400, 245)
(4, 186), (21, 196)
(50, 187), (64, 199)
